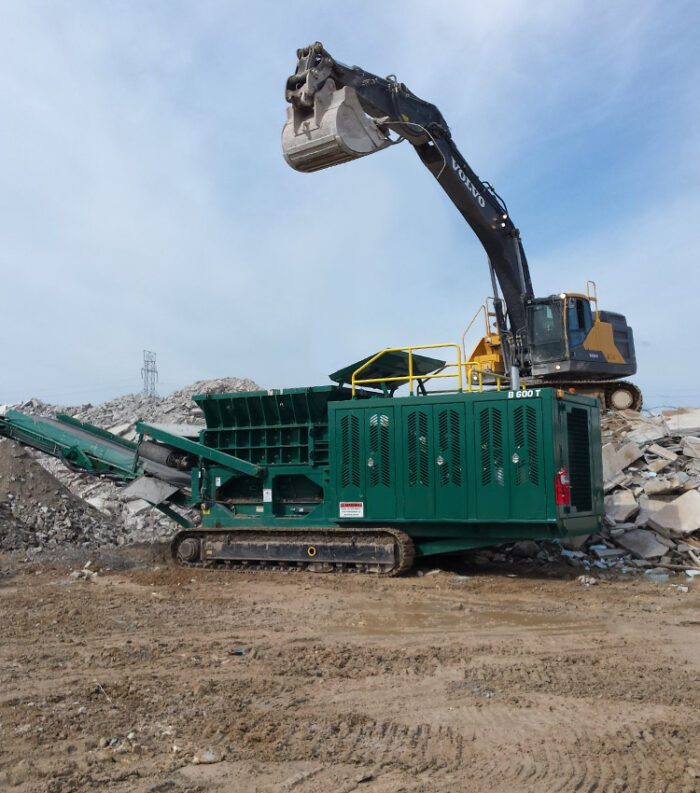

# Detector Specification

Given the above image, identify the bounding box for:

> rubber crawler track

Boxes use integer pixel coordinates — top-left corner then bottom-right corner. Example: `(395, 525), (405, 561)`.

(171, 526), (415, 576)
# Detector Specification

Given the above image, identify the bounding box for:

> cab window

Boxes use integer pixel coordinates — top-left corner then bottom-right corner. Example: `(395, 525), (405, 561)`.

(566, 298), (592, 348)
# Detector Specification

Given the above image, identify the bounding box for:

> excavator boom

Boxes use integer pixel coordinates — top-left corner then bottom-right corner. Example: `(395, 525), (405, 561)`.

(282, 42), (533, 359)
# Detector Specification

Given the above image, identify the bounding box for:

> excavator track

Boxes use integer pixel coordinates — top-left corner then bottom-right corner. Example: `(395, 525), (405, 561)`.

(171, 527), (415, 576)
(526, 379), (643, 411)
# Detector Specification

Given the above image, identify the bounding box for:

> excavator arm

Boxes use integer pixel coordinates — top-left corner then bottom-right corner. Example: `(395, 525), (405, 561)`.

(283, 43), (533, 363)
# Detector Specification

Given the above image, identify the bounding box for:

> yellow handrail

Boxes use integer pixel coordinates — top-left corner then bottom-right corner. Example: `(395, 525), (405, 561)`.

(350, 343), (512, 397)
(463, 363), (507, 392)
(351, 343), (464, 396)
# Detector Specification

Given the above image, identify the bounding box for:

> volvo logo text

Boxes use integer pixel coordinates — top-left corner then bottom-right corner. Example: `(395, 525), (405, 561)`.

(451, 156), (486, 207)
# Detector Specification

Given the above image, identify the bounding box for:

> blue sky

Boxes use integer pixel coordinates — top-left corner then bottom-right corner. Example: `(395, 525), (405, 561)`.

(1, 1), (698, 409)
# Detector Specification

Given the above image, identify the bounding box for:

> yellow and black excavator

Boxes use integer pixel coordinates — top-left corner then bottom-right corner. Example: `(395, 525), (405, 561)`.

(282, 43), (641, 410)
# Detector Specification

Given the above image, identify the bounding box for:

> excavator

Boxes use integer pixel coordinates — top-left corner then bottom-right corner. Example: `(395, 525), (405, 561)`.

(282, 43), (640, 410)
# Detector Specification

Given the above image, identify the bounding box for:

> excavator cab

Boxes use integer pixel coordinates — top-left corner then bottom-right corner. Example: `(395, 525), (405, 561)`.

(526, 292), (637, 384)
(527, 294), (594, 362)
(527, 297), (567, 365)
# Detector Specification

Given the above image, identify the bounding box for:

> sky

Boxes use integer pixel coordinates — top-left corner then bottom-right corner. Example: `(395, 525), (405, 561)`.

(1, 1), (698, 410)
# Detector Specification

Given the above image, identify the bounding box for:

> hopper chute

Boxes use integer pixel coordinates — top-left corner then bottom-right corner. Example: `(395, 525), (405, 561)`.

(282, 80), (391, 173)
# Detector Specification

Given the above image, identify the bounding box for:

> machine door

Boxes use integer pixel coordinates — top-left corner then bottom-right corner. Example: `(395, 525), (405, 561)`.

(402, 404), (434, 518)
(336, 410), (364, 508)
(433, 403), (467, 519)
(401, 403), (467, 520)
(509, 401), (546, 519)
(566, 297), (593, 349)
(365, 408), (396, 519)
(474, 399), (547, 520)
(527, 299), (567, 363)
(475, 401), (509, 518)
(335, 407), (396, 520)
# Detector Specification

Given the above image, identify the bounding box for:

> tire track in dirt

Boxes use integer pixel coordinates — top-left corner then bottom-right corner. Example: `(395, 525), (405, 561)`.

(466, 721), (693, 793)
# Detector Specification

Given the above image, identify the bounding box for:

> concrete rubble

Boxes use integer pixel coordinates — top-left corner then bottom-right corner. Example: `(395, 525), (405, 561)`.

(0, 378), (259, 552)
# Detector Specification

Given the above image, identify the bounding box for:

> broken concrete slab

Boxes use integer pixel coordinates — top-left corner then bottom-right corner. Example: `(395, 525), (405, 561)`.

(648, 489), (700, 536)
(592, 546), (626, 559)
(647, 443), (678, 462)
(662, 408), (700, 436)
(603, 442), (645, 485)
(602, 444), (618, 483)
(605, 490), (639, 523)
(615, 529), (670, 559)
(642, 472), (689, 496)
(125, 498), (152, 516)
(604, 472), (632, 493)
(85, 496), (110, 514)
(560, 533), (591, 550)
(626, 426), (666, 445)
(108, 422), (133, 437)
(682, 437), (700, 459)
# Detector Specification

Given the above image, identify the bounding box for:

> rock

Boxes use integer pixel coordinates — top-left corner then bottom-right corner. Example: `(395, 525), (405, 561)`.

(86, 496), (108, 513)
(125, 499), (152, 516)
(615, 529), (669, 559)
(560, 533), (591, 550)
(577, 575), (597, 586)
(592, 546), (625, 559)
(648, 489), (700, 536)
(604, 490), (639, 523)
(192, 748), (224, 765)
(643, 568), (669, 581)
(510, 540), (540, 558)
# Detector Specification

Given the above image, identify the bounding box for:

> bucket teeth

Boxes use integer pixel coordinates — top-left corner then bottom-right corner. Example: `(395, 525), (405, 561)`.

(282, 84), (390, 173)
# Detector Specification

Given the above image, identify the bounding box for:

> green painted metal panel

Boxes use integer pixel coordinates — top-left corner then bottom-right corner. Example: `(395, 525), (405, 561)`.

(335, 409), (364, 508)
(402, 403), (434, 518)
(474, 400), (509, 519)
(433, 402), (468, 520)
(365, 407), (396, 518)
(509, 400), (547, 520)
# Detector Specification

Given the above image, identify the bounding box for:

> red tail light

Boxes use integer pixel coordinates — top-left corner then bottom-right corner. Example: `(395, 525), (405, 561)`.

(555, 467), (571, 506)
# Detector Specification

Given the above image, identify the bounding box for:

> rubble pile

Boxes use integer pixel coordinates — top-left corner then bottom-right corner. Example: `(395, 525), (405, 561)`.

(1, 378), (260, 551)
(13, 377), (261, 438)
(596, 407), (700, 574)
(0, 440), (119, 551)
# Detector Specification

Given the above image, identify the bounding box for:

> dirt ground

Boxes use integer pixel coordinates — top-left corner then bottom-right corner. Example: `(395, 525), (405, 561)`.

(1, 548), (699, 793)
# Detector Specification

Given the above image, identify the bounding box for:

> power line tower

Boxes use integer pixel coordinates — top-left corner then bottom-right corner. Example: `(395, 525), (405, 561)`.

(141, 350), (158, 397)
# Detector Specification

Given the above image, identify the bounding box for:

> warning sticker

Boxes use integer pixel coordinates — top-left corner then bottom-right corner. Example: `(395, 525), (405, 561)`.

(339, 501), (364, 518)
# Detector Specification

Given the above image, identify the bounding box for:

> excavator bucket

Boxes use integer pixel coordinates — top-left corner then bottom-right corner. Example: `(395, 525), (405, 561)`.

(282, 83), (391, 173)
